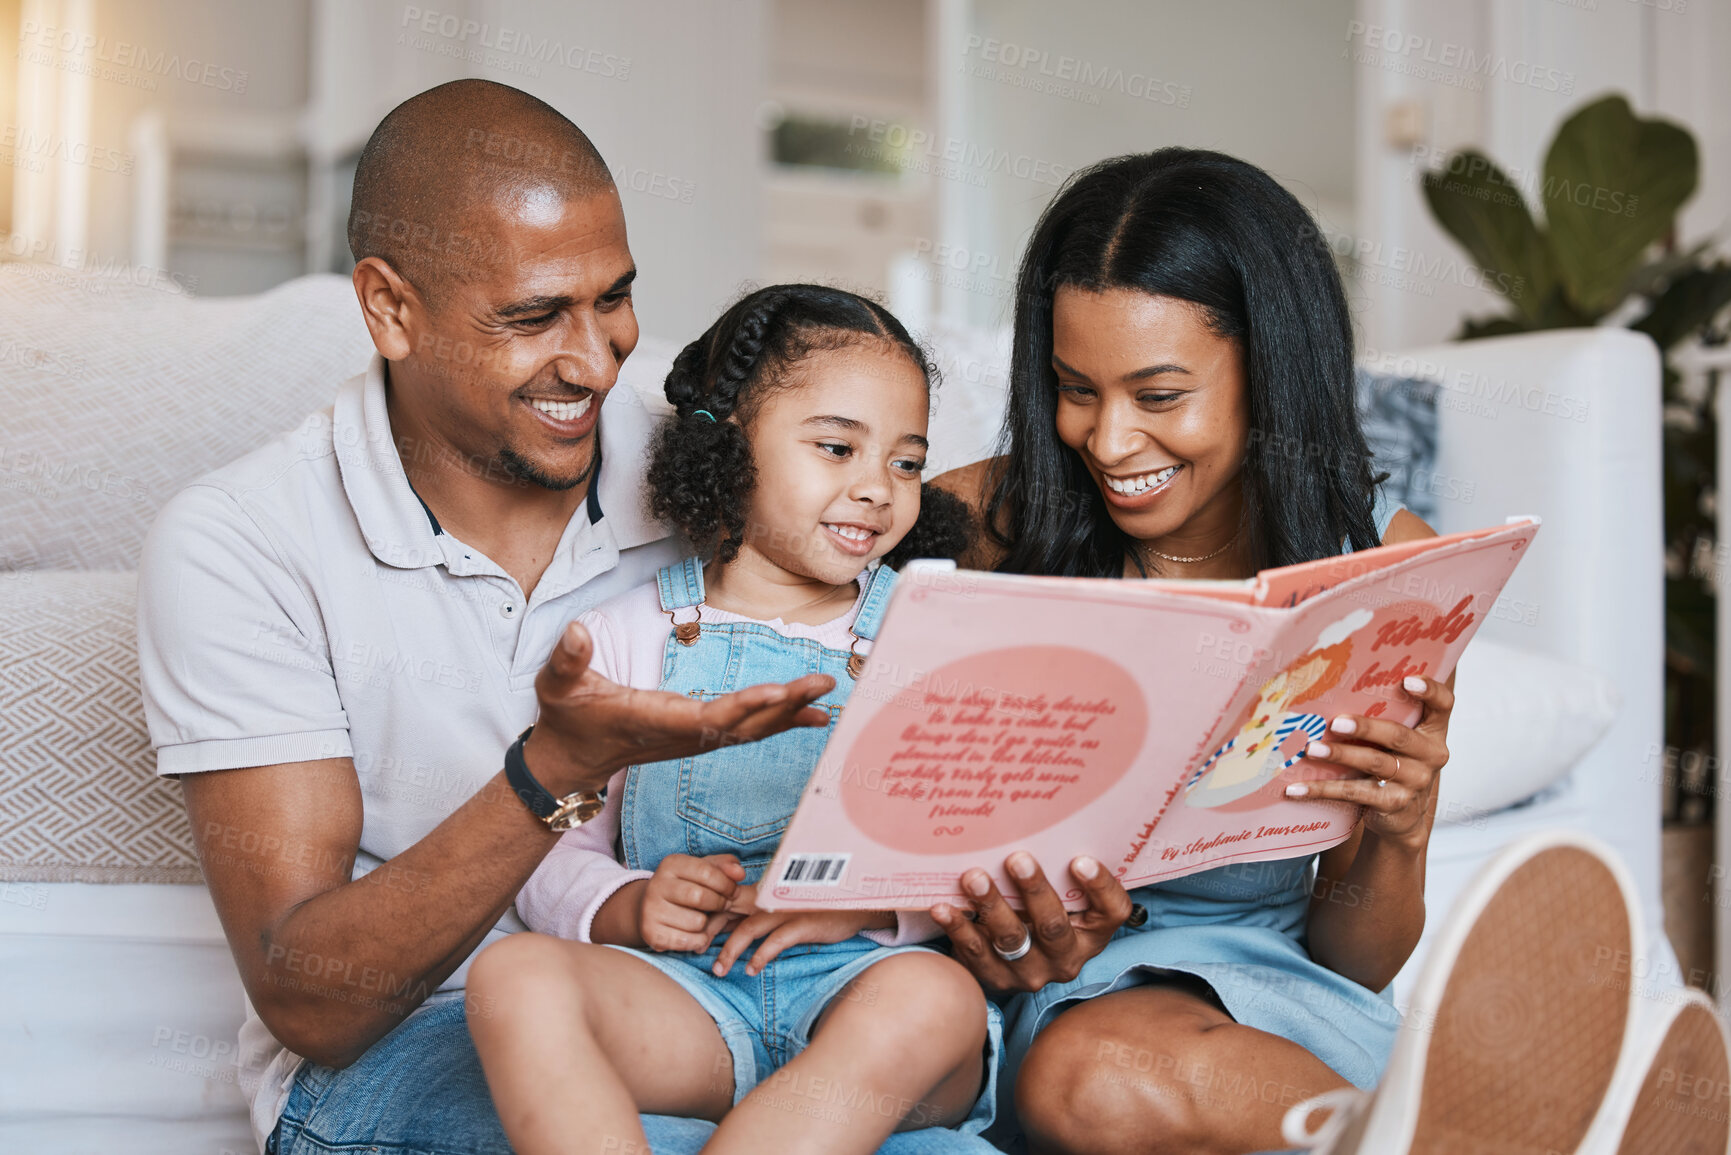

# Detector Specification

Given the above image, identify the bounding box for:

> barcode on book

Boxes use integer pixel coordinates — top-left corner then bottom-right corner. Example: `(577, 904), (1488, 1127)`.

(781, 854), (850, 885)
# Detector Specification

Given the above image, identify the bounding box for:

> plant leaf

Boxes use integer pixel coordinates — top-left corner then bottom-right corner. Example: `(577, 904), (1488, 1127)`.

(1623, 238), (1719, 301)
(1422, 153), (1555, 325)
(1456, 313), (1531, 341)
(1543, 94), (1698, 315)
(1632, 264), (1731, 350)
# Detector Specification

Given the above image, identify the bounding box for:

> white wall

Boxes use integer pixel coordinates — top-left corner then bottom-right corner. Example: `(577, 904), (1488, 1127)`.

(9, 0), (766, 337)
(313, 0), (769, 341)
(1352, 0), (1730, 354)
(1650, 0), (1731, 248)
(947, 0), (1359, 328)
(16, 1), (1725, 349)
(10, 0), (308, 294)
(760, 0), (933, 307)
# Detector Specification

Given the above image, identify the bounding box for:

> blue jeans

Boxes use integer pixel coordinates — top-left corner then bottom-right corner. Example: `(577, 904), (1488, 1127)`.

(267, 990), (1002, 1154)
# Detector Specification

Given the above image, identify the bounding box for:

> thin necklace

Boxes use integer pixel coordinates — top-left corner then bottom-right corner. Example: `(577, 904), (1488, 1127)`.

(1144, 527), (1242, 565)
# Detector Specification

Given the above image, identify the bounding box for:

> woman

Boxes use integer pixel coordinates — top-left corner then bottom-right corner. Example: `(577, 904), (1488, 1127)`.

(930, 148), (1453, 1155)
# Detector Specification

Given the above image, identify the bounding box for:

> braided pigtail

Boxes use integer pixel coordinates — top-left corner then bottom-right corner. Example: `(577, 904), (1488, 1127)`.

(648, 290), (795, 563)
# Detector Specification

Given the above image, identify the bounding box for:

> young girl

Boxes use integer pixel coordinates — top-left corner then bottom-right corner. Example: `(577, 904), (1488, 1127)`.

(466, 285), (998, 1154)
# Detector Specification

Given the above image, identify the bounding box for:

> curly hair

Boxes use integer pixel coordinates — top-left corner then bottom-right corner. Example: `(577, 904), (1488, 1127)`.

(646, 283), (973, 566)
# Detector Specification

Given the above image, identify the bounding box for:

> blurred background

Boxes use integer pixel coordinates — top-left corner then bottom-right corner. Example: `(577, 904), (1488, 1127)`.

(4, 9), (1731, 1146)
(3, 0), (1731, 952)
(1, 0), (1723, 351)
(6, 0), (1731, 963)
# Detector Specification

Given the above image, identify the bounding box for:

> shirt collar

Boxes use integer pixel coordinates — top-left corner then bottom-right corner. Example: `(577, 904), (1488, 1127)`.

(335, 354), (670, 570)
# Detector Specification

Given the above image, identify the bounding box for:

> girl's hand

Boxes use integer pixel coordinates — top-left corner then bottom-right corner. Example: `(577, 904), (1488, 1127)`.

(639, 853), (747, 953)
(1285, 674), (1453, 850)
(711, 904), (889, 977)
(929, 852), (1134, 996)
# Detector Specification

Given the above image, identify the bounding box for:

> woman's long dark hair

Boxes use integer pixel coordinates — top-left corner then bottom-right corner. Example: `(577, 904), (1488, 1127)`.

(987, 148), (1382, 577)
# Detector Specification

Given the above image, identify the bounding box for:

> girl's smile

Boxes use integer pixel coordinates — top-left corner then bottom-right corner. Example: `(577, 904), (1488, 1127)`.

(821, 521), (884, 555)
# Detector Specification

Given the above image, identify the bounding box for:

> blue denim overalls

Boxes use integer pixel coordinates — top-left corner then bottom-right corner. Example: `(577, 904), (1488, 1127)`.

(606, 557), (1001, 1133)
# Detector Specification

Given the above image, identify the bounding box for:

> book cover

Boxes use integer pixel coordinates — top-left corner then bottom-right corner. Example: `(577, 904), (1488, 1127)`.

(760, 517), (1539, 911)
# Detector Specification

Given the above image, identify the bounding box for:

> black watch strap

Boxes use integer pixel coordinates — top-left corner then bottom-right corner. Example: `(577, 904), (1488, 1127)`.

(505, 725), (558, 819)
(505, 725), (605, 824)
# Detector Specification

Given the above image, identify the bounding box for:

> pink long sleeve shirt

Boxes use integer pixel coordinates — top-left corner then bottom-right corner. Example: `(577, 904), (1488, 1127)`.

(513, 575), (940, 947)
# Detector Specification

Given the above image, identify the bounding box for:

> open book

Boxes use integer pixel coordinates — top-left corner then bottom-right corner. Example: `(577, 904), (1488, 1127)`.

(760, 517), (1539, 911)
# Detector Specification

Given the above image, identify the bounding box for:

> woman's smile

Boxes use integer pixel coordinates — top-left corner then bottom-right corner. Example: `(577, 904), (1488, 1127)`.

(1099, 463), (1184, 506)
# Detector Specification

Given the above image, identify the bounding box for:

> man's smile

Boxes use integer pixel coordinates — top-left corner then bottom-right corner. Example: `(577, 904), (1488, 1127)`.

(520, 389), (599, 437)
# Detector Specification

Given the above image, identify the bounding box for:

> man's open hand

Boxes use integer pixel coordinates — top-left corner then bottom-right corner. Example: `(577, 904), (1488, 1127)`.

(523, 620), (835, 795)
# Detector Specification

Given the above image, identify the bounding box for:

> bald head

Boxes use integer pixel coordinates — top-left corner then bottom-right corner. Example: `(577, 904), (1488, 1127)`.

(347, 80), (615, 302)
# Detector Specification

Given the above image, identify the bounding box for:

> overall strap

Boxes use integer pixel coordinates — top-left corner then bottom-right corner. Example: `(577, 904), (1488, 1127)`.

(850, 563), (899, 643)
(1343, 488), (1408, 555)
(1371, 486), (1405, 541)
(655, 556), (706, 612)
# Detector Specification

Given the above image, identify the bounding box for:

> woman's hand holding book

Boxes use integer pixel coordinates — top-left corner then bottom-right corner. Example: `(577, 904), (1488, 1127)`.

(930, 852), (1135, 995)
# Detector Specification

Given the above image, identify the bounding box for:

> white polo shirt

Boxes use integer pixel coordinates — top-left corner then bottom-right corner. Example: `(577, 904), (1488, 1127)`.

(136, 354), (681, 1145)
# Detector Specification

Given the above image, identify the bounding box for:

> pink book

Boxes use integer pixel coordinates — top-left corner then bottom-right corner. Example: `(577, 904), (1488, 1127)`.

(760, 516), (1539, 911)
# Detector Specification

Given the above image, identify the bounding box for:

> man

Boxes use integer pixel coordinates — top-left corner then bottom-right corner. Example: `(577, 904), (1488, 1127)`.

(137, 80), (845, 1153)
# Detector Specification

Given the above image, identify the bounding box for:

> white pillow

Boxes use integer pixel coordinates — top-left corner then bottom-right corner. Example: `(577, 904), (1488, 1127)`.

(1436, 639), (1621, 822)
(0, 267), (373, 572)
(0, 571), (198, 882)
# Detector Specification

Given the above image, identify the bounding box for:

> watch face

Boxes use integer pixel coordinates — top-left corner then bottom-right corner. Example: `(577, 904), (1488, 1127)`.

(547, 793), (606, 832)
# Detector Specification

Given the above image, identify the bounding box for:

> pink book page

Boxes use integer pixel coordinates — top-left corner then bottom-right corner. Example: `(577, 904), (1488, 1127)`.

(1141, 578), (1259, 604)
(1253, 521), (1520, 608)
(760, 565), (1281, 911)
(762, 519), (1538, 912)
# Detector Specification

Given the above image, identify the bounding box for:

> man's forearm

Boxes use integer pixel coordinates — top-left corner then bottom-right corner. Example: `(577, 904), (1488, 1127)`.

(241, 770), (558, 1067)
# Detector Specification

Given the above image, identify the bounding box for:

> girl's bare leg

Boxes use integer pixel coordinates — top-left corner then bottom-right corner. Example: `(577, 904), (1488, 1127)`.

(466, 933), (736, 1155)
(704, 951), (990, 1155)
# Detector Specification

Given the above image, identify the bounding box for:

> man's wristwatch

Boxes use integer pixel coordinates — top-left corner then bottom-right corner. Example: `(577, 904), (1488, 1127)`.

(505, 725), (606, 831)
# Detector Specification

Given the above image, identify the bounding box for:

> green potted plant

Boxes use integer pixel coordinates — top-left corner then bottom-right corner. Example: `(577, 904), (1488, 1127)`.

(1421, 94), (1731, 820)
